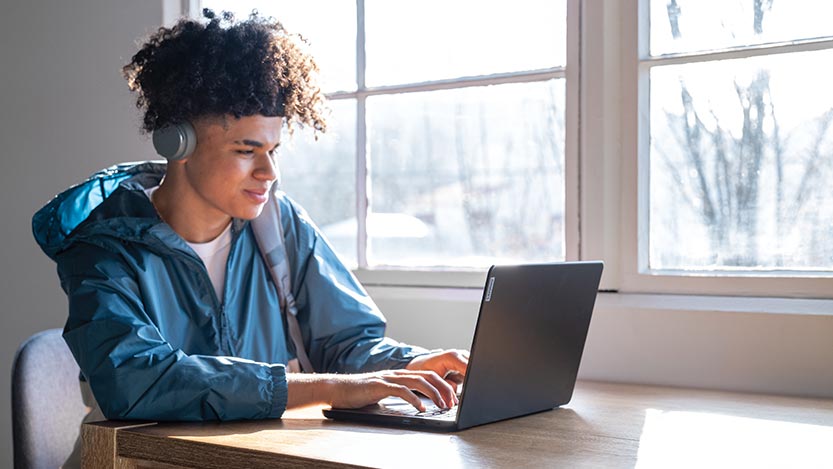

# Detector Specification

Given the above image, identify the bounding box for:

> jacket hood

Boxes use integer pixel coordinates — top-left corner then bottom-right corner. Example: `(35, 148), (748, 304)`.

(32, 161), (167, 261)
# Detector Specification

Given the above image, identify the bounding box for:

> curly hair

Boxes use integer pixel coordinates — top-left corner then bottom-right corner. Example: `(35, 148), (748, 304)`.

(123, 9), (327, 135)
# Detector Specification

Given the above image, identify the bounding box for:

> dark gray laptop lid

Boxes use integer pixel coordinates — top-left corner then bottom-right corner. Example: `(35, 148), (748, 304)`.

(456, 261), (603, 430)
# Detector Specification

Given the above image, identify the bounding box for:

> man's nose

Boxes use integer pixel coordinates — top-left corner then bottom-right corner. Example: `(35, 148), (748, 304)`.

(255, 153), (279, 183)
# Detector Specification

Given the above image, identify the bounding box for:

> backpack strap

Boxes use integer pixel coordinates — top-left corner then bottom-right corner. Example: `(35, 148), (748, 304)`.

(251, 194), (315, 373)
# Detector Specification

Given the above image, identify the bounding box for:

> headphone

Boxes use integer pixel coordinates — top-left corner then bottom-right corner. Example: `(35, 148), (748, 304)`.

(152, 121), (197, 161)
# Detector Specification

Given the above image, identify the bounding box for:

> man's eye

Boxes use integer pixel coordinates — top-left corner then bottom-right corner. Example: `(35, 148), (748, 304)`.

(235, 149), (254, 155)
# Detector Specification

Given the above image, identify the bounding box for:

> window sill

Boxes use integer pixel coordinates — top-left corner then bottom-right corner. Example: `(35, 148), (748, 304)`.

(355, 267), (489, 289)
(364, 285), (833, 317)
(596, 292), (833, 317)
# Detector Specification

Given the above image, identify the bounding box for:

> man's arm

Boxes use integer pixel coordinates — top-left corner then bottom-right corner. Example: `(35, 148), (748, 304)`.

(280, 197), (429, 373)
(277, 196), (469, 408)
(286, 369), (459, 411)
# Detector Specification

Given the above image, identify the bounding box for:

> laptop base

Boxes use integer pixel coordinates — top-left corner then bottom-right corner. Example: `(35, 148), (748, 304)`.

(323, 405), (460, 431)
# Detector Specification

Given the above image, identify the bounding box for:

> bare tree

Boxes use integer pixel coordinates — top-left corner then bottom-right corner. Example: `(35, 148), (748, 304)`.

(663, 73), (766, 265)
(753, 0), (774, 34)
(660, 0), (833, 267)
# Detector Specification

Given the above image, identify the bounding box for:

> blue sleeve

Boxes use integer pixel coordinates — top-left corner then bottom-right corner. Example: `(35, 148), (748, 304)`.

(280, 197), (430, 373)
(57, 243), (288, 421)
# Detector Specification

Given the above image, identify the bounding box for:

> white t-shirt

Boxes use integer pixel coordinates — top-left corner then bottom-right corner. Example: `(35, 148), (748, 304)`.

(144, 186), (232, 302)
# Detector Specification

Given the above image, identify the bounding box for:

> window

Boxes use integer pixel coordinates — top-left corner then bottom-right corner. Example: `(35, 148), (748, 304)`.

(196, 1), (833, 298)
(618, 0), (833, 297)
(200, 0), (570, 285)
(648, 1), (833, 272)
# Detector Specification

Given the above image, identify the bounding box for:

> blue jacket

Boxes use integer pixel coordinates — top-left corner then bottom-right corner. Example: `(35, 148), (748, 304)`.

(32, 162), (426, 421)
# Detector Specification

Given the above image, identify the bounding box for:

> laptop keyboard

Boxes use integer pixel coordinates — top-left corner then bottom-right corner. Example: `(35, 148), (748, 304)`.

(380, 404), (458, 420)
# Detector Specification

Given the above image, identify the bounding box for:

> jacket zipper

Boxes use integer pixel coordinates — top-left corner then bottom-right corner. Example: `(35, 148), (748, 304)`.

(220, 226), (240, 356)
(149, 227), (241, 357)
(178, 253), (232, 356)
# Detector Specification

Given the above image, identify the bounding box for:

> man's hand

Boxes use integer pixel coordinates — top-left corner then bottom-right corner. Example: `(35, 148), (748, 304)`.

(287, 369), (458, 412)
(286, 350), (469, 412)
(406, 349), (470, 392)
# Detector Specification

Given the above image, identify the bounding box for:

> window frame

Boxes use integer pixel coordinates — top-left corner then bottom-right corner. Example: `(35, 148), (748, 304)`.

(347, 0), (581, 288)
(353, 1), (579, 285)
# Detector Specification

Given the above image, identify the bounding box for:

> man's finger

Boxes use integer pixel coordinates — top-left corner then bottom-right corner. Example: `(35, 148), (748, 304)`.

(417, 370), (456, 407)
(385, 383), (425, 412)
(445, 371), (465, 384)
(389, 374), (449, 409)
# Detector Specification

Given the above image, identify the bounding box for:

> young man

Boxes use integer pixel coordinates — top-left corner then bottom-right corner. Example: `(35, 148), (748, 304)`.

(32, 10), (467, 466)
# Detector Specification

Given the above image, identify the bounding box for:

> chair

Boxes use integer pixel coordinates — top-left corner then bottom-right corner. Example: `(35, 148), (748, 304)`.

(11, 328), (87, 469)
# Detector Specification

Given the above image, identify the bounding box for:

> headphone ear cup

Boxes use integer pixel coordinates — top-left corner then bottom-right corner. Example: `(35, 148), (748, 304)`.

(152, 121), (197, 161)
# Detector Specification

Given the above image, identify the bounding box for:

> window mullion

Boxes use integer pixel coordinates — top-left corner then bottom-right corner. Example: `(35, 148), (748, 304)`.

(564, 0), (581, 262)
(620, 0), (641, 291)
(577, 0), (625, 291)
(643, 37), (833, 67)
(356, 0), (368, 268)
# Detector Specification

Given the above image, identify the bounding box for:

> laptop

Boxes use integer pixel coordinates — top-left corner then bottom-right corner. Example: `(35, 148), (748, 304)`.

(323, 261), (604, 431)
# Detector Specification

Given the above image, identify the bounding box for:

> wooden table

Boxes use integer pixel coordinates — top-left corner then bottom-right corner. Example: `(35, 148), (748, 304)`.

(83, 381), (833, 468)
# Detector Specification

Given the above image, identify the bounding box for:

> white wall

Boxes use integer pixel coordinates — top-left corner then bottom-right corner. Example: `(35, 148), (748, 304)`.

(0, 1), (163, 466)
(371, 287), (833, 399)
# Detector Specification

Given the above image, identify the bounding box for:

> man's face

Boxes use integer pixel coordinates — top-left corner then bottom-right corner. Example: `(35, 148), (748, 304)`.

(181, 114), (283, 221)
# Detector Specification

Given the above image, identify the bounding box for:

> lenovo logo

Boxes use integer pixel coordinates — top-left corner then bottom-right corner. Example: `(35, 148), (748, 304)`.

(485, 277), (495, 302)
